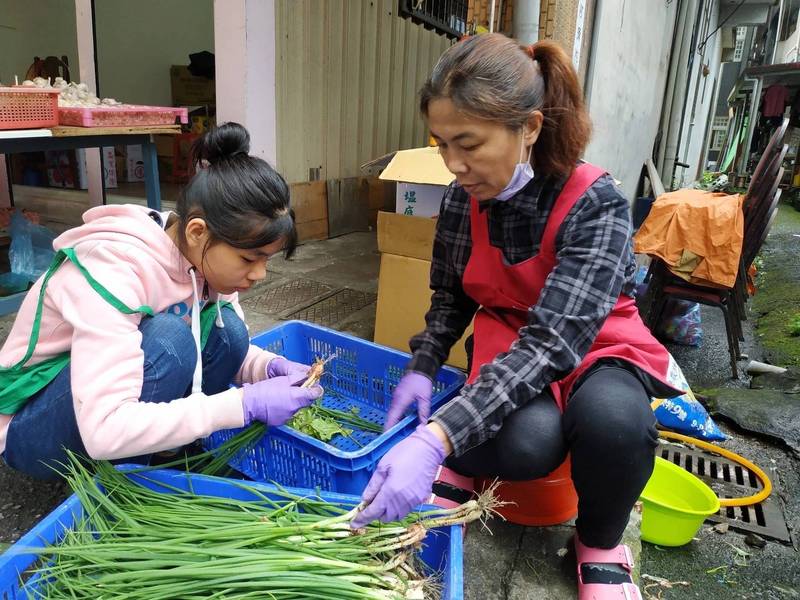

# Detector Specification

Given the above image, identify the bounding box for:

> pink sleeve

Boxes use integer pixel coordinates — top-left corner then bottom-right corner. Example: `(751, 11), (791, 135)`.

(234, 345), (277, 384)
(55, 247), (245, 461)
(220, 292), (279, 384)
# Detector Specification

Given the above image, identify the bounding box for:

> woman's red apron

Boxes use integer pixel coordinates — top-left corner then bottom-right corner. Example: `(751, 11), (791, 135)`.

(463, 163), (675, 526)
(462, 163), (673, 407)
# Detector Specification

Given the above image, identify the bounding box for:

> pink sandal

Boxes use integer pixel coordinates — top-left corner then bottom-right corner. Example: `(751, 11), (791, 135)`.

(575, 536), (642, 600)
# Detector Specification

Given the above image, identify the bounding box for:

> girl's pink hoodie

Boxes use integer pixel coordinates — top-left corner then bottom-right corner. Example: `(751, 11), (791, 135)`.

(0, 205), (277, 458)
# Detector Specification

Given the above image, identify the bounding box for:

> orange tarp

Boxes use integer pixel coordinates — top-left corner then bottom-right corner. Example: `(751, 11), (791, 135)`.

(634, 189), (744, 289)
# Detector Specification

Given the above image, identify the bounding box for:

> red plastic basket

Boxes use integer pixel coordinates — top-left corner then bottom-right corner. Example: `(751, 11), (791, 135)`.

(0, 87), (59, 130)
(58, 105), (188, 127)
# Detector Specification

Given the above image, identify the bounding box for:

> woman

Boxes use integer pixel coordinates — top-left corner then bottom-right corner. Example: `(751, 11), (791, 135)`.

(0, 123), (321, 479)
(352, 35), (680, 599)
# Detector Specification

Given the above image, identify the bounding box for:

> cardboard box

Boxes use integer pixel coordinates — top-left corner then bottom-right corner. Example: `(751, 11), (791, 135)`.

(379, 146), (455, 217)
(396, 182), (446, 217)
(170, 65), (215, 106)
(191, 115), (215, 134)
(125, 145), (145, 182)
(157, 155), (175, 183)
(153, 134), (175, 158)
(45, 148), (117, 190)
(115, 155), (126, 182)
(374, 211), (472, 370)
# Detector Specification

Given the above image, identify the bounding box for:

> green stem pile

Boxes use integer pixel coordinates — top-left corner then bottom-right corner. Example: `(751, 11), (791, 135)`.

(144, 423), (267, 477)
(19, 456), (499, 599)
(288, 401), (383, 447)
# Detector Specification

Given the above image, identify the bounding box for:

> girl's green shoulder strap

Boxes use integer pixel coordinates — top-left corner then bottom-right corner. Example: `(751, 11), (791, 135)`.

(9, 248), (155, 371)
(60, 248), (155, 317)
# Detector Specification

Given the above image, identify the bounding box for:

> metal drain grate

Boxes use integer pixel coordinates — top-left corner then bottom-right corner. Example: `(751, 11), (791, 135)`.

(657, 442), (791, 543)
(287, 289), (376, 327)
(240, 279), (337, 317)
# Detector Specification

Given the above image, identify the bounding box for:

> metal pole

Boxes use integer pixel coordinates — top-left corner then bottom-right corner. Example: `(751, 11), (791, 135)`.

(489, 0), (496, 32)
(740, 77), (761, 175)
(771, 0), (786, 65)
(513, 0), (541, 44)
(661, 0), (700, 190)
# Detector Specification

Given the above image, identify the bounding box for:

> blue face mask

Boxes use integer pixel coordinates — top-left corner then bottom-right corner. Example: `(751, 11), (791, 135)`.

(494, 134), (534, 201)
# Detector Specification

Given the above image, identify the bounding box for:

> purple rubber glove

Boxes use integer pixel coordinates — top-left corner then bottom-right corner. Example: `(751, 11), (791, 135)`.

(384, 372), (433, 431)
(241, 376), (323, 426)
(350, 425), (445, 528)
(267, 357), (312, 385)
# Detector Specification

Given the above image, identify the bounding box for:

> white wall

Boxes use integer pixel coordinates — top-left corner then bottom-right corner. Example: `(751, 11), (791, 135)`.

(94, 0), (213, 106)
(275, 0), (452, 183)
(583, 0), (678, 202)
(215, 0), (276, 165)
(674, 2), (722, 188)
(0, 0), (79, 85)
(776, 10), (800, 64)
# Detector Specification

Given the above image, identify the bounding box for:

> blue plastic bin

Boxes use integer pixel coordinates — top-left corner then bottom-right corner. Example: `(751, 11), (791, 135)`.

(204, 320), (465, 494)
(0, 466), (464, 600)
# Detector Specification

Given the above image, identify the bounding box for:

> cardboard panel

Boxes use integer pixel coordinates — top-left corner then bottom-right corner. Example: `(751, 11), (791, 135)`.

(296, 219), (328, 242)
(378, 146), (454, 185)
(374, 252), (471, 370)
(377, 211), (437, 260)
(291, 181), (328, 222)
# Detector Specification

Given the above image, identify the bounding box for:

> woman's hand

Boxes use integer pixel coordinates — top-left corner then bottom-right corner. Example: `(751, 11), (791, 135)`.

(384, 372), (433, 431)
(350, 423), (452, 528)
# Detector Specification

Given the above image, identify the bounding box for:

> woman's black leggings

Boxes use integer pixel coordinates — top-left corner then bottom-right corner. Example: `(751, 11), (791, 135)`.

(447, 364), (658, 549)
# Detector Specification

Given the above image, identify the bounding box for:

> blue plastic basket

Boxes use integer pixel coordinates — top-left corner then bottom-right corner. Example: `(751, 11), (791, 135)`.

(203, 320), (465, 494)
(0, 466), (464, 600)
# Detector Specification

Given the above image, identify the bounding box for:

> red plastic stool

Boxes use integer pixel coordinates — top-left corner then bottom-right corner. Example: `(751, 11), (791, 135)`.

(475, 456), (578, 526)
(431, 466), (475, 509)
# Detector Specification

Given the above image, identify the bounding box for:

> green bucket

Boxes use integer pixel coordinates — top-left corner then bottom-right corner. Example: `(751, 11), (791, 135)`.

(639, 456), (721, 546)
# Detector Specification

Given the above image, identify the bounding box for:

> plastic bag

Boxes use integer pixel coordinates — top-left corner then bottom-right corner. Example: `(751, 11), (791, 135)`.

(652, 354), (726, 441)
(9, 210), (55, 282)
(631, 265), (703, 347)
(656, 298), (703, 347)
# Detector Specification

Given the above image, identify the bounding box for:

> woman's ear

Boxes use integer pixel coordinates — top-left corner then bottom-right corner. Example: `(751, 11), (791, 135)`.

(524, 110), (545, 146)
(184, 217), (209, 249)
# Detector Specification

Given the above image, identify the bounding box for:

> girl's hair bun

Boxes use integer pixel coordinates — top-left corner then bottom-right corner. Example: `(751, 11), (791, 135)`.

(193, 121), (250, 166)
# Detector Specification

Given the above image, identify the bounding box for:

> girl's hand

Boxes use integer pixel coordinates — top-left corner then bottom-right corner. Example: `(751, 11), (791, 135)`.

(241, 377), (322, 426)
(266, 357), (312, 385)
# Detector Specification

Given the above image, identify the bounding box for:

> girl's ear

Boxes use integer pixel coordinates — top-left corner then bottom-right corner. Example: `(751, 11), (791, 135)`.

(184, 217), (209, 248)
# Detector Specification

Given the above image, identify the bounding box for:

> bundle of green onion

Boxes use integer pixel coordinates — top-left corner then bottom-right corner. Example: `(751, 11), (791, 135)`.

(19, 456), (498, 599)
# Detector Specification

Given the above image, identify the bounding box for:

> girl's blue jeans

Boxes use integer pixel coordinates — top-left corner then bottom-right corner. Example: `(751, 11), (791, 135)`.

(4, 309), (249, 480)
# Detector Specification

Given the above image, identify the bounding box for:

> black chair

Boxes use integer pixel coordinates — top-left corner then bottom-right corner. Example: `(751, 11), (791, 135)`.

(642, 119), (789, 378)
(645, 183), (783, 379)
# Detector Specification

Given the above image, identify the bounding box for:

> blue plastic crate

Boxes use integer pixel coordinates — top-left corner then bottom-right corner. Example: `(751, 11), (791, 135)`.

(204, 320), (465, 494)
(0, 466), (464, 600)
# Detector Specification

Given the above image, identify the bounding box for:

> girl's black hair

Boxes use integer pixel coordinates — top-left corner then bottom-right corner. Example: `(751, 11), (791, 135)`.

(176, 122), (297, 259)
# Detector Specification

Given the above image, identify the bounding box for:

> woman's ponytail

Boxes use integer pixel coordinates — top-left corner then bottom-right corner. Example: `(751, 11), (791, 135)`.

(528, 40), (592, 177)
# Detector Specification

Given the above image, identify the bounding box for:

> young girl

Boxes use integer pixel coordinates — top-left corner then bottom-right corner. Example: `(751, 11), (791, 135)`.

(0, 122), (322, 480)
(353, 36), (681, 599)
